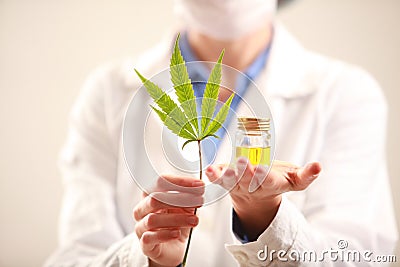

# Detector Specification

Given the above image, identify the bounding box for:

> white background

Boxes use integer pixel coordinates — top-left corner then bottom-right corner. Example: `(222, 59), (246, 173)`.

(0, 0), (399, 266)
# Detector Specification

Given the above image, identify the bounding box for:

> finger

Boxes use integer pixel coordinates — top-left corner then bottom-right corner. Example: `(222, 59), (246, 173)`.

(159, 207), (196, 214)
(236, 157), (255, 186)
(135, 213), (198, 238)
(219, 168), (238, 190)
(140, 229), (181, 258)
(296, 162), (321, 178)
(291, 162), (321, 191)
(205, 165), (222, 183)
(133, 192), (203, 221)
(152, 175), (205, 195)
(248, 165), (268, 193)
(206, 166), (238, 191)
(153, 191), (204, 208)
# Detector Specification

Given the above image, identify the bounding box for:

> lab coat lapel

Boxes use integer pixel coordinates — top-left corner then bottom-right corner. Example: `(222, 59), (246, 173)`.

(263, 23), (317, 99)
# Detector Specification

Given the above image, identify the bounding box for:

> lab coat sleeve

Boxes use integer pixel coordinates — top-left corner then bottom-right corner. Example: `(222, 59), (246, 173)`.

(225, 67), (398, 266)
(45, 66), (149, 267)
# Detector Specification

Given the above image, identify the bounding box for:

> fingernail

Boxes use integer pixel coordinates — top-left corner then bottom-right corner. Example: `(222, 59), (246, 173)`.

(237, 159), (248, 174)
(223, 169), (235, 178)
(171, 230), (180, 238)
(237, 157), (248, 166)
(255, 166), (267, 175)
(187, 216), (198, 226)
(192, 180), (203, 187)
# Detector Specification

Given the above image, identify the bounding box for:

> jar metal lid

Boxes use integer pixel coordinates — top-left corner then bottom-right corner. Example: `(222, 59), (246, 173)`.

(237, 117), (270, 131)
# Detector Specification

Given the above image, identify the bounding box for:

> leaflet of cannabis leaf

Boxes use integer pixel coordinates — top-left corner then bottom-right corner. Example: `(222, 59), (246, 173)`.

(134, 34), (234, 149)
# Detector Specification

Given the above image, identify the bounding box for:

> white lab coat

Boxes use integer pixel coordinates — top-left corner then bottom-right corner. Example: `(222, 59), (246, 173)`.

(46, 24), (398, 267)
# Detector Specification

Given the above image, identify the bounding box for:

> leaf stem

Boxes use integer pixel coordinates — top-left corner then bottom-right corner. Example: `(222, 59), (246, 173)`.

(198, 140), (203, 181)
(182, 140), (202, 267)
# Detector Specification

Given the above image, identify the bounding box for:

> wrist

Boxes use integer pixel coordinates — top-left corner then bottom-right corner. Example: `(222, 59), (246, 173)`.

(149, 259), (179, 267)
(232, 195), (282, 240)
(232, 194), (281, 216)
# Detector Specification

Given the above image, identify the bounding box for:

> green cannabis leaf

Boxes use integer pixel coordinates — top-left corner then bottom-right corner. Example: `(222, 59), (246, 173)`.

(134, 33), (234, 267)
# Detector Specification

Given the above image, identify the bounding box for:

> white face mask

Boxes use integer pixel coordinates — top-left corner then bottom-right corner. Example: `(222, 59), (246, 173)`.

(174, 0), (277, 41)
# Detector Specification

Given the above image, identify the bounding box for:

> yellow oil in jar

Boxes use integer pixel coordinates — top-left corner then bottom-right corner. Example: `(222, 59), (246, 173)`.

(236, 146), (270, 166)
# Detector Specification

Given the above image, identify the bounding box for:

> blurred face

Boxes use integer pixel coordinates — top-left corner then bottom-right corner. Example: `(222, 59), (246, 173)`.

(174, 0), (277, 40)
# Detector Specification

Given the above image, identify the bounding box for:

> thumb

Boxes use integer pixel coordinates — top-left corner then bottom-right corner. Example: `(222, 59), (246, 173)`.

(293, 162), (322, 190)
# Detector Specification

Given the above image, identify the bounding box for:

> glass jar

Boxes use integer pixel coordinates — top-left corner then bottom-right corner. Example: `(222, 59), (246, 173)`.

(235, 117), (271, 166)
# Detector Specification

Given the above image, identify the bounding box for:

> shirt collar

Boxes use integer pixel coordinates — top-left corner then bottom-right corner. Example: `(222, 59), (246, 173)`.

(178, 33), (210, 83)
(178, 31), (272, 87)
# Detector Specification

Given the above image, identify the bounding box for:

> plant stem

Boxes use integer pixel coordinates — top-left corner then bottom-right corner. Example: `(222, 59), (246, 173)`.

(198, 140), (203, 181)
(182, 140), (202, 267)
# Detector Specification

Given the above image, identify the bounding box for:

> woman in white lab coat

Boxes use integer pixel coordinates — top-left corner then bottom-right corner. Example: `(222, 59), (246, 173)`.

(46, 0), (397, 266)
